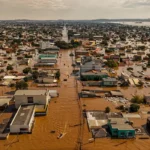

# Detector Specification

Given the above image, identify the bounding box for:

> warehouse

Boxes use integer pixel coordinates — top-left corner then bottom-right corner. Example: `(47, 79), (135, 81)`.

(14, 90), (50, 109)
(10, 105), (35, 134)
(108, 118), (135, 138)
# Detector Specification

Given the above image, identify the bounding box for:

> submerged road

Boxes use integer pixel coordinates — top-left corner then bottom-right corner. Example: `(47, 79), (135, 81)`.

(0, 49), (82, 150)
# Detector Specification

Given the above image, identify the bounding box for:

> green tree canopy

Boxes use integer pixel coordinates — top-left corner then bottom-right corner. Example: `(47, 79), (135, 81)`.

(130, 104), (140, 112)
(105, 107), (110, 113)
(7, 65), (13, 71)
(105, 60), (118, 68)
(16, 81), (28, 90)
(23, 67), (32, 74)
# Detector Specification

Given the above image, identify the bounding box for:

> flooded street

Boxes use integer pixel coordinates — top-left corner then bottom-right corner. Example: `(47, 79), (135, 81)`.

(1, 50), (150, 150)
(0, 50), (81, 150)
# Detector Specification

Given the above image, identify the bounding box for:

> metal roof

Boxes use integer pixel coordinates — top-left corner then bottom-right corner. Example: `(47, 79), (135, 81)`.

(103, 78), (117, 82)
(109, 118), (134, 130)
(11, 105), (35, 126)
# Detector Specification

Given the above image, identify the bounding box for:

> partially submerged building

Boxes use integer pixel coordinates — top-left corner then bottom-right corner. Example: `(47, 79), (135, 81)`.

(10, 105), (35, 134)
(144, 93), (150, 105)
(102, 78), (117, 87)
(14, 90), (50, 109)
(80, 61), (109, 81)
(108, 118), (135, 138)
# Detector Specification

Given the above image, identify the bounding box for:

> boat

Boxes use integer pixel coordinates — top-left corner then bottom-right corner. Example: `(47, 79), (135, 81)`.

(57, 133), (66, 139)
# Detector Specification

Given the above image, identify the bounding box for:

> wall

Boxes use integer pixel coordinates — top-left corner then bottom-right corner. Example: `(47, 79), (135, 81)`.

(15, 94), (50, 108)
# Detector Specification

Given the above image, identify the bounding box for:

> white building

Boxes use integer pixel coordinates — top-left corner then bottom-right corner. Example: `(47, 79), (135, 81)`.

(40, 41), (54, 49)
(14, 90), (50, 109)
(10, 105), (35, 133)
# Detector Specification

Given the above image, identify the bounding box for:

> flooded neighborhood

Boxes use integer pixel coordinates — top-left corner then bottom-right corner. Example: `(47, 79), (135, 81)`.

(0, 20), (150, 150)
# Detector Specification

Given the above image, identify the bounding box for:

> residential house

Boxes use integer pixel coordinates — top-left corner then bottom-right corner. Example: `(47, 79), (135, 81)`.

(108, 118), (135, 138)
(102, 78), (117, 87)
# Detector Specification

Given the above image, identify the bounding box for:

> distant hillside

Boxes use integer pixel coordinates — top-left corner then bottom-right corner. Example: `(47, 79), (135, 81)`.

(93, 19), (150, 22)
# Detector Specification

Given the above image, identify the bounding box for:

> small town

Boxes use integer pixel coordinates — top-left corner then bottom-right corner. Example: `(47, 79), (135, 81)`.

(0, 15), (150, 150)
(0, 20), (150, 150)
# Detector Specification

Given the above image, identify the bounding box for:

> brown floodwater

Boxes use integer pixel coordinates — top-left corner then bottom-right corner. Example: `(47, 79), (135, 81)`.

(1, 49), (150, 150)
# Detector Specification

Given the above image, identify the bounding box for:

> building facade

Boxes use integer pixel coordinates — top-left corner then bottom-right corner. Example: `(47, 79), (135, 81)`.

(14, 90), (50, 109)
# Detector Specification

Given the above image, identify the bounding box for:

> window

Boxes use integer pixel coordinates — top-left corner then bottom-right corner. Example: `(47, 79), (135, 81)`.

(128, 132), (133, 136)
(28, 97), (33, 103)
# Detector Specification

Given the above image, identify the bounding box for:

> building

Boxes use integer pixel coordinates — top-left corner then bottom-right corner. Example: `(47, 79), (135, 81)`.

(102, 78), (117, 86)
(147, 117), (150, 131)
(40, 41), (54, 49)
(75, 49), (89, 57)
(10, 105), (35, 134)
(34, 54), (58, 67)
(80, 61), (109, 81)
(108, 118), (135, 138)
(144, 94), (150, 105)
(109, 90), (124, 97)
(0, 96), (12, 111)
(14, 90), (50, 109)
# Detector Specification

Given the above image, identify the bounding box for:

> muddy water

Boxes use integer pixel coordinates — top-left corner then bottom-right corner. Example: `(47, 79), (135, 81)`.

(0, 50), (81, 150)
(1, 50), (150, 150)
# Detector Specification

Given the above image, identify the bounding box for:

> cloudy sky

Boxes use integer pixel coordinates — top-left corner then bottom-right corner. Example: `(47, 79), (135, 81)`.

(0, 0), (150, 20)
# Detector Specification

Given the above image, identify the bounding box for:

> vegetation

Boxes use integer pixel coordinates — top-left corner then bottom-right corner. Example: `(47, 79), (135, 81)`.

(105, 60), (118, 68)
(138, 81), (144, 87)
(7, 65), (13, 71)
(131, 95), (144, 104)
(55, 71), (60, 80)
(0, 69), (4, 73)
(55, 41), (71, 49)
(147, 59), (150, 67)
(25, 54), (32, 58)
(10, 83), (15, 88)
(24, 77), (28, 82)
(105, 107), (110, 113)
(32, 71), (39, 80)
(127, 67), (133, 71)
(23, 67), (32, 74)
(55, 40), (82, 49)
(16, 81), (28, 90)
(70, 40), (82, 48)
(69, 52), (74, 56)
(130, 104), (140, 112)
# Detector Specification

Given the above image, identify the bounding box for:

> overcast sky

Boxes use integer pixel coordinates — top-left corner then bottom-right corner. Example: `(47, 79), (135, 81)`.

(0, 0), (150, 20)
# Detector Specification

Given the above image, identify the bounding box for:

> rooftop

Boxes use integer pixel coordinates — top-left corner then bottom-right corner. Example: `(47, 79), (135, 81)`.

(15, 90), (47, 96)
(109, 118), (134, 130)
(11, 105), (35, 126)
(39, 54), (57, 59)
(103, 78), (117, 82)
(0, 113), (12, 133)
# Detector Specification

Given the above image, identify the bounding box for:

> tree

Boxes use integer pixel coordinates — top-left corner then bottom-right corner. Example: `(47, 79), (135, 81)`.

(130, 104), (140, 112)
(32, 71), (39, 80)
(131, 95), (144, 104)
(105, 60), (118, 68)
(16, 81), (28, 90)
(55, 71), (60, 80)
(7, 65), (13, 71)
(24, 77), (28, 82)
(23, 67), (32, 74)
(105, 107), (110, 113)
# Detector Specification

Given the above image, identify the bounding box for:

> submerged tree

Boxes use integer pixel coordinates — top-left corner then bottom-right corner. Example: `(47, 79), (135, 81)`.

(16, 81), (28, 90)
